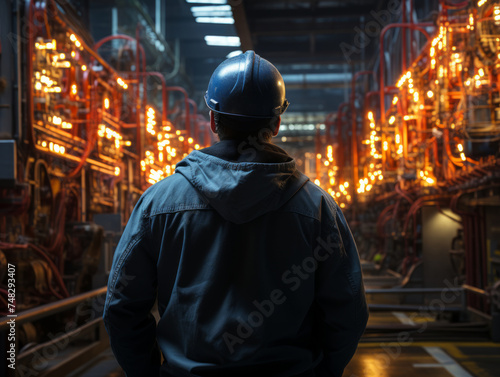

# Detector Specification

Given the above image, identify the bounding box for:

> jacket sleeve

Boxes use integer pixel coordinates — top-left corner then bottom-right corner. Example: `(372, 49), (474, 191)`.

(103, 196), (161, 377)
(314, 198), (368, 377)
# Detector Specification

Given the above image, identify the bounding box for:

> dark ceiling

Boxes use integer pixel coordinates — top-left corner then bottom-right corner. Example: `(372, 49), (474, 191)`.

(164, 0), (413, 116)
(88, 0), (437, 118)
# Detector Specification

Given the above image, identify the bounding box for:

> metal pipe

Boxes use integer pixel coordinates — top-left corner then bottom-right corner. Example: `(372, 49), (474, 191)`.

(368, 304), (463, 312)
(137, 24), (148, 141)
(335, 102), (350, 172)
(350, 71), (375, 194)
(395, 182), (414, 204)
(165, 39), (181, 80)
(366, 287), (463, 294)
(402, 0), (407, 72)
(363, 91), (380, 115)
(409, 0), (415, 61)
(187, 99), (199, 140)
(17, 318), (102, 360)
(315, 127), (321, 181)
(462, 284), (489, 297)
(324, 112), (336, 146)
(94, 34), (147, 165)
(379, 23), (433, 123)
(467, 306), (493, 320)
(0, 287), (107, 331)
(166, 86), (190, 138)
(134, 72), (168, 126)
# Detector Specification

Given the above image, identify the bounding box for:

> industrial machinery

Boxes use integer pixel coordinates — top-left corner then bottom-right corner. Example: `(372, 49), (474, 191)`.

(317, 0), (500, 337)
(0, 1), (209, 374)
(2, 0), (500, 375)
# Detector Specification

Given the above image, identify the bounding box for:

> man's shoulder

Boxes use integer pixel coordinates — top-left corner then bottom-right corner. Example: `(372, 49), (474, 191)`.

(280, 179), (338, 221)
(139, 173), (210, 216)
(143, 172), (190, 195)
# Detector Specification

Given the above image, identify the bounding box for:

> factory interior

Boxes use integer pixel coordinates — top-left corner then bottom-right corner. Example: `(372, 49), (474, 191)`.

(1, 0), (500, 375)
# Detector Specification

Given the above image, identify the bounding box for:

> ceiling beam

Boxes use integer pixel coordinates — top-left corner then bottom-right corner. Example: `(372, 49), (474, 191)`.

(245, 5), (374, 21)
(231, 1), (253, 51)
(252, 26), (356, 37)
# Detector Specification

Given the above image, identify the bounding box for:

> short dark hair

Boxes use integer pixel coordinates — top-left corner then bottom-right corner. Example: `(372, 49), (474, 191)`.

(213, 112), (279, 142)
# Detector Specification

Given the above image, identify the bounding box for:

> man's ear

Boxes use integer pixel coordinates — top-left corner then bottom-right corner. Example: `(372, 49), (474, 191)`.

(210, 111), (217, 134)
(272, 116), (281, 136)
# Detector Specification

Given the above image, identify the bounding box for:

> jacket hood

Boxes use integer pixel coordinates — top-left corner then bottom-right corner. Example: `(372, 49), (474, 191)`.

(175, 141), (309, 224)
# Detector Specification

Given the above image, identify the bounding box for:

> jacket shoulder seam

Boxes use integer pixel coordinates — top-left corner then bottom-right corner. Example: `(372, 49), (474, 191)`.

(148, 204), (213, 216)
(277, 207), (320, 221)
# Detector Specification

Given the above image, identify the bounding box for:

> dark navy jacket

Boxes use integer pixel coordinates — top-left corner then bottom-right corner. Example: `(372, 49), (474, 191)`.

(103, 140), (368, 377)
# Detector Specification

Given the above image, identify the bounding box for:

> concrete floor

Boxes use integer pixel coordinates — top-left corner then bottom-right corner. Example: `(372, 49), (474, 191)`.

(68, 311), (500, 377)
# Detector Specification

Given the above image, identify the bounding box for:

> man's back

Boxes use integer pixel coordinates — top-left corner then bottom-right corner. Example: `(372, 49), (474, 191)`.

(104, 140), (368, 377)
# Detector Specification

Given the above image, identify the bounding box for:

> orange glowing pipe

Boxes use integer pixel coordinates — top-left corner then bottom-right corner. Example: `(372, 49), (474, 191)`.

(379, 23), (432, 123)
(94, 34), (147, 166)
(350, 71), (375, 191)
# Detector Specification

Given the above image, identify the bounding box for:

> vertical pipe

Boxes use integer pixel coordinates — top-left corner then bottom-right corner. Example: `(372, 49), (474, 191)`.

(81, 168), (86, 222)
(140, 72), (168, 125)
(137, 25), (147, 136)
(315, 127), (321, 181)
(155, 0), (162, 35)
(166, 87), (190, 138)
(324, 113), (335, 146)
(474, 215), (481, 310)
(94, 34), (148, 177)
(135, 32), (142, 168)
(335, 103), (350, 171)
(350, 71), (374, 193)
(480, 210), (489, 313)
(402, 0), (407, 72)
(16, 0), (22, 141)
(409, 0), (415, 62)
(188, 99), (198, 141)
(379, 23), (432, 124)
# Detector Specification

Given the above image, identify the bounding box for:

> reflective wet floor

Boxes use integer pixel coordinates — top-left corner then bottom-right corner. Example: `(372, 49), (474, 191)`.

(68, 312), (500, 377)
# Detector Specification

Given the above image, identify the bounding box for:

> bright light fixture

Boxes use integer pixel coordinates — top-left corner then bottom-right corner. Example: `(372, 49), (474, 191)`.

(192, 11), (232, 17)
(191, 5), (231, 12)
(205, 35), (241, 47)
(196, 17), (234, 24)
(186, 0), (227, 3)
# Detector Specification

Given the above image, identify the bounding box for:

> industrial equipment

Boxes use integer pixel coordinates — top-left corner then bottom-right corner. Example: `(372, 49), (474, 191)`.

(317, 0), (500, 337)
(0, 1), (208, 374)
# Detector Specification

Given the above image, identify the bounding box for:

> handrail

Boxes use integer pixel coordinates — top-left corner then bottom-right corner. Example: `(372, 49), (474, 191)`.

(366, 287), (463, 294)
(0, 287), (107, 331)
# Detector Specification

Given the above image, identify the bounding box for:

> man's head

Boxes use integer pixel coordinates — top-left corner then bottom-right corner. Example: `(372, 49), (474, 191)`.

(205, 51), (289, 142)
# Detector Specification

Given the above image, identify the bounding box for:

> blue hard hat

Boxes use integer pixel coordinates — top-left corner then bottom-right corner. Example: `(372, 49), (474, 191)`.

(205, 51), (289, 118)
